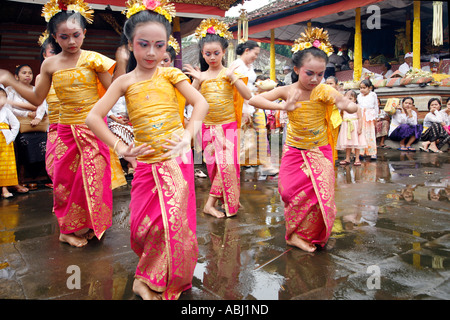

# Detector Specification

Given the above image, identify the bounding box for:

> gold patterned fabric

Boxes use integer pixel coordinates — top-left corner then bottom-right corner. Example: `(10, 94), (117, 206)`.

(125, 67), (189, 164)
(52, 50), (115, 125)
(46, 84), (60, 124)
(285, 84), (342, 160)
(51, 50), (116, 240)
(0, 123), (18, 187)
(286, 84), (342, 150)
(201, 68), (244, 126)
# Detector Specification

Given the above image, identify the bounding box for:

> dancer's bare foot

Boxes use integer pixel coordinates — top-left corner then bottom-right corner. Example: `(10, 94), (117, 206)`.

(203, 205), (226, 218)
(59, 233), (88, 247)
(133, 279), (162, 300)
(286, 234), (317, 253)
(74, 228), (95, 240)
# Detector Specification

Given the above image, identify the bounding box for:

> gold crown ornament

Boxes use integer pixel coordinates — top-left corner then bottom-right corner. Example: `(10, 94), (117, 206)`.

(42, 0), (94, 24)
(38, 30), (50, 46)
(292, 27), (333, 56)
(194, 18), (233, 40)
(123, 0), (176, 22)
(168, 35), (180, 55)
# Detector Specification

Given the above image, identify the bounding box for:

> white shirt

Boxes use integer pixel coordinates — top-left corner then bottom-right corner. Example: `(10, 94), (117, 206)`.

(6, 86), (47, 119)
(232, 58), (257, 115)
(398, 62), (412, 75)
(389, 109), (418, 136)
(0, 106), (20, 144)
(423, 110), (444, 128)
(357, 91), (379, 121)
(439, 109), (450, 126)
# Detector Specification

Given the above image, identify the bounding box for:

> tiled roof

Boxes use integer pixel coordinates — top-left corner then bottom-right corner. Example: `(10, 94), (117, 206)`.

(245, 0), (310, 20)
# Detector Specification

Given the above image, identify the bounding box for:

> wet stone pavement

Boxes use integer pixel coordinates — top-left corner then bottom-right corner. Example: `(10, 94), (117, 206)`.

(0, 148), (449, 302)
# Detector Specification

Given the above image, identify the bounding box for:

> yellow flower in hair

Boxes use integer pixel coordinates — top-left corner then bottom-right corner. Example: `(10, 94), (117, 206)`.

(168, 35), (180, 55)
(123, 0), (176, 22)
(292, 26), (333, 56)
(194, 18), (233, 40)
(42, 0), (94, 24)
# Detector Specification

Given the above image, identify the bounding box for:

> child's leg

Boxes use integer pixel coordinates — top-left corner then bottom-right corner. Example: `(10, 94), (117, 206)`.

(354, 148), (361, 165)
(406, 136), (416, 148)
(345, 148), (351, 161)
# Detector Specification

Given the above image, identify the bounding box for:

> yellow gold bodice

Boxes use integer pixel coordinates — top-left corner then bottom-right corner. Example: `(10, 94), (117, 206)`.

(125, 67), (189, 164)
(52, 50), (115, 125)
(286, 84), (342, 150)
(201, 68), (242, 125)
(46, 84), (60, 124)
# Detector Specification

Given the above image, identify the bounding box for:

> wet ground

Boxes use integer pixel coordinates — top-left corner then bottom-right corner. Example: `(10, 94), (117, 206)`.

(0, 147), (449, 302)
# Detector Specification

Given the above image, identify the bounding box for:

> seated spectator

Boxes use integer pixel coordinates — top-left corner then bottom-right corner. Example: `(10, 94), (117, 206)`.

(388, 97), (422, 151)
(440, 97), (450, 134)
(381, 62), (393, 79)
(420, 98), (450, 153)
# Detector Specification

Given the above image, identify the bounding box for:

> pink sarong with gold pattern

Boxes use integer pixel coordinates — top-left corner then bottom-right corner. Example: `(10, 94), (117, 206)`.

(279, 84), (342, 247)
(129, 153), (198, 300)
(52, 50), (115, 239)
(125, 67), (197, 300)
(200, 68), (245, 217)
(279, 145), (336, 247)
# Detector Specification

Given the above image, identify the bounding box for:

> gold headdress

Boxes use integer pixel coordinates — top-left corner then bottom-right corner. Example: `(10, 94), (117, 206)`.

(42, 0), (94, 24)
(194, 18), (233, 40)
(292, 27), (333, 56)
(38, 30), (50, 46)
(123, 0), (176, 22)
(168, 35), (180, 55)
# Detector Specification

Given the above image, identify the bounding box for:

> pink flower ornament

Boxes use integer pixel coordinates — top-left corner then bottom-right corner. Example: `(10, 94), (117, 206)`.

(312, 40), (321, 48)
(143, 0), (161, 10)
(207, 26), (216, 35)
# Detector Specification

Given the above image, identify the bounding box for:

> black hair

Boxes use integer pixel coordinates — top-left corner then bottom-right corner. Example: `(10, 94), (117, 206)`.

(290, 47), (328, 83)
(167, 46), (177, 62)
(326, 75), (338, 84)
(345, 89), (357, 100)
(39, 38), (61, 63)
(235, 40), (259, 56)
(0, 87), (6, 96)
(384, 62), (391, 70)
(123, 10), (172, 72)
(427, 97), (442, 111)
(198, 33), (229, 72)
(360, 79), (373, 89)
(402, 96), (414, 104)
(47, 11), (88, 54)
(15, 64), (32, 76)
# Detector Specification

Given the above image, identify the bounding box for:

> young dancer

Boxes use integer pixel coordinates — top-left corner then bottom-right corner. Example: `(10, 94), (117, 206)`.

(357, 79), (378, 160)
(249, 27), (357, 252)
(184, 18), (251, 218)
(0, 0), (118, 247)
(86, 0), (209, 300)
(336, 90), (366, 166)
(0, 88), (20, 199)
